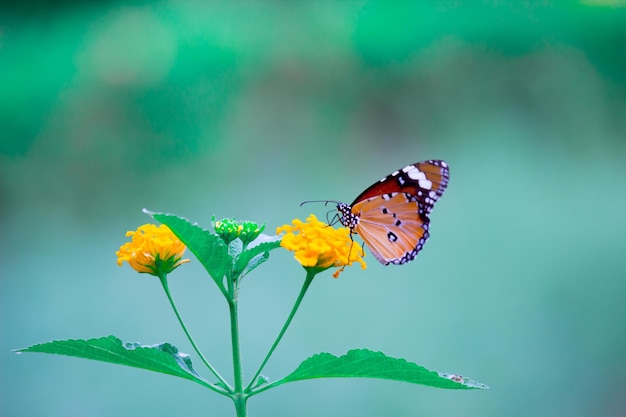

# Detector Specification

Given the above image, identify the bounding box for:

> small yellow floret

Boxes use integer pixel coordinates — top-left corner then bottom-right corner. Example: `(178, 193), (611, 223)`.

(116, 224), (189, 276)
(276, 214), (366, 278)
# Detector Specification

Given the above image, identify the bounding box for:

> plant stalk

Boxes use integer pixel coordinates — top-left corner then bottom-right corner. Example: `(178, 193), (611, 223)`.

(228, 275), (248, 417)
(246, 270), (316, 394)
(159, 275), (232, 394)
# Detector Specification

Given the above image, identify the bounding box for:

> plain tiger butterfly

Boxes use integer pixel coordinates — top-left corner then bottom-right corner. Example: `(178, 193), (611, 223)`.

(336, 160), (450, 266)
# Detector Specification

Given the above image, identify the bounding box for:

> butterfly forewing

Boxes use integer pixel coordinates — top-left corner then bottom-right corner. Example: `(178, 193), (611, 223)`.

(351, 160), (449, 210)
(338, 160), (450, 266)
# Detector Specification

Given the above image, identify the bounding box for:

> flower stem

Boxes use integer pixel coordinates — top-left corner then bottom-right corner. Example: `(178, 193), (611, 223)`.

(228, 276), (248, 417)
(158, 275), (232, 394)
(245, 270), (316, 394)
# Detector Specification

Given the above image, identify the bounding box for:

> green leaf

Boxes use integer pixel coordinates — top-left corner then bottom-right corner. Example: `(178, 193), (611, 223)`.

(15, 336), (217, 390)
(263, 349), (489, 392)
(234, 236), (282, 279)
(238, 252), (269, 280)
(146, 211), (230, 291)
(228, 238), (243, 258)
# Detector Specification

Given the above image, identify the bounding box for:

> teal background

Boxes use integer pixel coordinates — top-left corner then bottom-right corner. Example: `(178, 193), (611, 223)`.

(2, 2), (626, 416)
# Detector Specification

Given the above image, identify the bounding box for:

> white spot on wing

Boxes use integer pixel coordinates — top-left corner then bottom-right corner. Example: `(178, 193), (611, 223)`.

(402, 166), (432, 189)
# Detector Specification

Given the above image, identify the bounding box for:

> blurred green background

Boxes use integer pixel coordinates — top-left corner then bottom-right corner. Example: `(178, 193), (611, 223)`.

(2, 2), (626, 416)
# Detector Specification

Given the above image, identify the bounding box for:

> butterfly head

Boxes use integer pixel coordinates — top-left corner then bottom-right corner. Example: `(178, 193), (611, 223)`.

(336, 202), (358, 230)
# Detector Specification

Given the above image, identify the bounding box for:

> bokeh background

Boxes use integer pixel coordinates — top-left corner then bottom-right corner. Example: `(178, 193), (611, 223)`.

(2, 2), (626, 416)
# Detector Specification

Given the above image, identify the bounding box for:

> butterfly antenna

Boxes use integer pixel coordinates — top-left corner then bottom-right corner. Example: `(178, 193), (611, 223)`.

(300, 199), (342, 207)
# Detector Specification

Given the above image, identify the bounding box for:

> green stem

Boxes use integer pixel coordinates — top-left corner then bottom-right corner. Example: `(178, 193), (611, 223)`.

(233, 393), (247, 417)
(246, 269), (316, 394)
(158, 275), (232, 394)
(228, 276), (248, 417)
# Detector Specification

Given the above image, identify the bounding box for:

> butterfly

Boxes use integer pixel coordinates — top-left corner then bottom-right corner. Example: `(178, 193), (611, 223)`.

(336, 160), (450, 265)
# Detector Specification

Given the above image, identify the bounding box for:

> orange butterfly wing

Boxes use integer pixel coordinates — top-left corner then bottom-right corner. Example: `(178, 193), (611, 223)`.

(351, 193), (429, 265)
(337, 160), (449, 265)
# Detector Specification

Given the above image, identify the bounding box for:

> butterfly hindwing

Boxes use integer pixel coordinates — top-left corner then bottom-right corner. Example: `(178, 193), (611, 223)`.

(352, 193), (429, 265)
(337, 160), (449, 266)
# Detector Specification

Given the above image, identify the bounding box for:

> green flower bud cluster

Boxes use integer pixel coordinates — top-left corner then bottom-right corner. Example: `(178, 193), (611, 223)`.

(212, 216), (265, 245)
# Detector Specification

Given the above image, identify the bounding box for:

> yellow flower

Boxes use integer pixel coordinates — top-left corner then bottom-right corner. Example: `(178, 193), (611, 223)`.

(276, 215), (366, 278)
(116, 224), (190, 276)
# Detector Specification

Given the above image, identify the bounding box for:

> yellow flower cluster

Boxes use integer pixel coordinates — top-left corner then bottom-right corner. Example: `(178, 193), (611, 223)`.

(116, 224), (189, 276)
(276, 214), (366, 278)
